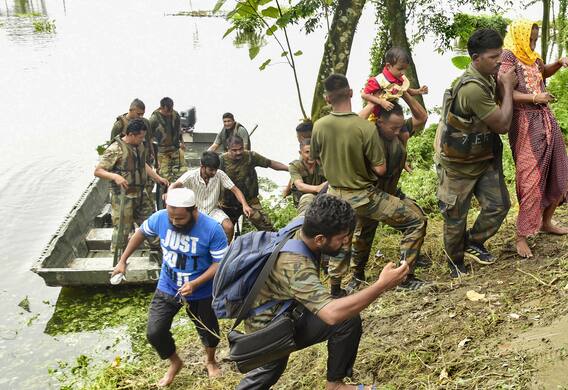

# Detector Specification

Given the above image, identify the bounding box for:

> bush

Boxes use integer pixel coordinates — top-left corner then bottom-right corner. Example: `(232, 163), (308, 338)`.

(547, 69), (568, 138)
(399, 167), (439, 214)
(406, 123), (436, 170)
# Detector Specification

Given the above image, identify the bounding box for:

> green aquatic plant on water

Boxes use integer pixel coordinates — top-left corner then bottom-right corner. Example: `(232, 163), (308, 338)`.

(33, 18), (56, 33)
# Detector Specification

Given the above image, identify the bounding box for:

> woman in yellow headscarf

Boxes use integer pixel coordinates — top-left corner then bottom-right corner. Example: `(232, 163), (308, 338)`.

(499, 20), (568, 258)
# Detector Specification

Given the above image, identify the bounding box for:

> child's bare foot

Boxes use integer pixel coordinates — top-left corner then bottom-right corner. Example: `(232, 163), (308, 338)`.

(541, 222), (568, 235)
(206, 361), (221, 378)
(516, 236), (533, 258)
(158, 354), (183, 387)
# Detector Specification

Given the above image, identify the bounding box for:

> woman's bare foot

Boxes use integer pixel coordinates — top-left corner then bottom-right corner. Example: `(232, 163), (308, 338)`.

(516, 236), (533, 258)
(541, 222), (568, 235)
(206, 361), (221, 378)
(158, 354), (183, 387)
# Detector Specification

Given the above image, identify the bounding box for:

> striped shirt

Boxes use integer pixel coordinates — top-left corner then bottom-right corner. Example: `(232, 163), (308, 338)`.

(177, 168), (235, 214)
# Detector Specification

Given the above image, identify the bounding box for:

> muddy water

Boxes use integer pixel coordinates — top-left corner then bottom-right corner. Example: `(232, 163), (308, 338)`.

(0, 0), (541, 387)
(510, 314), (568, 388)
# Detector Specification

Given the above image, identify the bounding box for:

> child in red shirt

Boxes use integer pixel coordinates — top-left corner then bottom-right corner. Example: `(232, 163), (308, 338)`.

(362, 47), (428, 122)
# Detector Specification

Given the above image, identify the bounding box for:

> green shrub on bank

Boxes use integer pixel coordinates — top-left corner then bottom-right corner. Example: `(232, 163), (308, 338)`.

(399, 167), (439, 214)
(548, 68), (568, 138)
(407, 123), (436, 170)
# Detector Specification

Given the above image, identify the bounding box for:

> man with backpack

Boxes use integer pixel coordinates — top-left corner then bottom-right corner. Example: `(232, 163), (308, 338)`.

(209, 112), (251, 152)
(111, 188), (228, 386)
(217, 195), (408, 389)
(435, 29), (516, 277)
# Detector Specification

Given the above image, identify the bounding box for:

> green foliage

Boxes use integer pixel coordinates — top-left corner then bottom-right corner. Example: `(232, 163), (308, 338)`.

(413, 10), (509, 52)
(258, 177), (298, 230)
(96, 141), (111, 155)
(261, 195), (298, 229)
(218, 0), (322, 119)
(399, 168), (439, 213)
(400, 124), (438, 213)
(33, 18), (56, 33)
(547, 69), (568, 138)
(451, 55), (471, 70)
(450, 13), (509, 50)
(500, 135), (516, 186)
(406, 123), (436, 170)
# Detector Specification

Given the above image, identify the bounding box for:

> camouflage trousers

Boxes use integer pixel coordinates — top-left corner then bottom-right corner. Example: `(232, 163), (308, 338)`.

(436, 162), (510, 264)
(326, 187), (427, 285)
(111, 191), (159, 251)
(222, 197), (275, 232)
(297, 193), (316, 216)
(157, 149), (188, 184)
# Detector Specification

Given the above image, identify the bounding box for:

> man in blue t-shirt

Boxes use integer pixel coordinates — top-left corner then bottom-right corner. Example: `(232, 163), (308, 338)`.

(112, 188), (228, 386)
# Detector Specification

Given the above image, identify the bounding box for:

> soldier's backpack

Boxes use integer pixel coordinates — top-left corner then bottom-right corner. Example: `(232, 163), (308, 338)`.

(212, 217), (315, 320)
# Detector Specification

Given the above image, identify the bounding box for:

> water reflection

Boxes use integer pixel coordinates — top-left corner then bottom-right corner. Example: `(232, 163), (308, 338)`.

(2, 0), (48, 16)
(233, 30), (265, 49)
(1, 0), (56, 45)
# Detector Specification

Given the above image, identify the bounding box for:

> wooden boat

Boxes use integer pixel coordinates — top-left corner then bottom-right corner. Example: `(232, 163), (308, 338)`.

(31, 129), (218, 287)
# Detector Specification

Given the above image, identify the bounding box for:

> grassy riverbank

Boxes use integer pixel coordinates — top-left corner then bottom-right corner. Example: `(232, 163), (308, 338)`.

(49, 203), (568, 389)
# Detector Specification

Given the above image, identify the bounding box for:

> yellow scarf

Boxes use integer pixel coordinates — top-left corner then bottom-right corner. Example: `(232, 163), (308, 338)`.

(503, 20), (542, 65)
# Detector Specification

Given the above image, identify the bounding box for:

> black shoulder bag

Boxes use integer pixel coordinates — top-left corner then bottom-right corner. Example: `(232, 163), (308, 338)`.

(228, 230), (299, 373)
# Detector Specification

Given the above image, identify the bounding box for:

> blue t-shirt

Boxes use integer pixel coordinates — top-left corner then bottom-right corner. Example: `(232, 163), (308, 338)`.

(141, 209), (228, 300)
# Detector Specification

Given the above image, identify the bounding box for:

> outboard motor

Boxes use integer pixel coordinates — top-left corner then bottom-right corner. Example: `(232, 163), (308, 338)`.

(180, 106), (196, 131)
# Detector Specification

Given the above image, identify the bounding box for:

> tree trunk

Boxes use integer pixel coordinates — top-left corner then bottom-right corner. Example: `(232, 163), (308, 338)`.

(310, 0), (366, 121)
(558, 0), (566, 58)
(542, 0), (550, 62)
(385, 0), (424, 107)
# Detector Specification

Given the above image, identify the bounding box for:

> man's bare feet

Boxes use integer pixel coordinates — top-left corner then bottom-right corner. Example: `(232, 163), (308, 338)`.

(541, 222), (568, 235)
(157, 353), (183, 387)
(516, 236), (533, 258)
(206, 361), (221, 378)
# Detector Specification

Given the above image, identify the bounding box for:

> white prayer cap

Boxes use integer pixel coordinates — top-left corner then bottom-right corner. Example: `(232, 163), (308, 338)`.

(166, 188), (196, 208)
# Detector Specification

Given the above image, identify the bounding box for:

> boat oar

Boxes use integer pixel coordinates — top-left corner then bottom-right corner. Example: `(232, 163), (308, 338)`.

(112, 188), (127, 268)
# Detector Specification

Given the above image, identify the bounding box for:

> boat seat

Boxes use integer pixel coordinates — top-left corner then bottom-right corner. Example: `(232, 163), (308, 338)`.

(86, 228), (113, 250)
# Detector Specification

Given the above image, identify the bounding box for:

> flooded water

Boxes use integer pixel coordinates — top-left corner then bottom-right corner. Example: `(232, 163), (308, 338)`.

(0, 0), (539, 387)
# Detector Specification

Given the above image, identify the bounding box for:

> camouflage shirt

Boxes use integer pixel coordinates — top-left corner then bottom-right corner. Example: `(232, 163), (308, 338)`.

(149, 109), (181, 153)
(110, 115), (155, 163)
(289, 159), (326, 206)
(220, 151), (271, 206)
(376, 118), (420, 195)
(97, 138), (149, 198)
(244, 231), (332, 333)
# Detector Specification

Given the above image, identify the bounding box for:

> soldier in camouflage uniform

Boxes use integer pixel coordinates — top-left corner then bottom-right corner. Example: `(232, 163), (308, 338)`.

(110, 98), (156, 198)
(95, 118), (169, 251)
(289, 138), (327, 215)
(208, 112), (251, 153)
(435, 29), (516, 277)
(220, 135), (288, 232)
(149, 97), (187, 184)
(348, 96), (429, 291)
(311, 74), (425, 297)
(237, 195), (409, 390)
